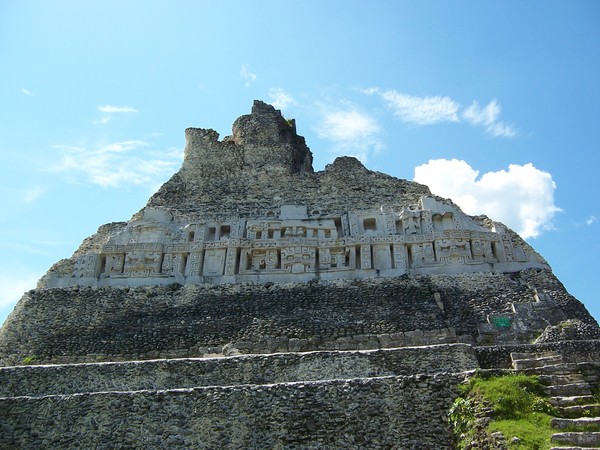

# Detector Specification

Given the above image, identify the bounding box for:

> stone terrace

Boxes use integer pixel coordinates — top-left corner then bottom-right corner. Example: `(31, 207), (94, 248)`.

(0, 345), (475, 449)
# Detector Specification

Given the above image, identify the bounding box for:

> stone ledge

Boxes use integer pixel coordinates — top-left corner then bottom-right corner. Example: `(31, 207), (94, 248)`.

(0, 343), (478, 397)
(0, 372), (468, 449)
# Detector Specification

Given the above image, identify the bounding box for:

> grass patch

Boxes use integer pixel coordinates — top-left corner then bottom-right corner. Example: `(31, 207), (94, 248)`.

(450, 373), (557, 449)
(592, 385), (600, 403)
(489, 413), (554, 449)
(558, 320), (576, 329)
(22, 355), (38, 364)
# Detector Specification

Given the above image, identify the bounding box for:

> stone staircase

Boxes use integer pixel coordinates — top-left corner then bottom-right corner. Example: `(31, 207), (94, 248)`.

(0, 343), (476, 449)
(511, 351), (600, 450)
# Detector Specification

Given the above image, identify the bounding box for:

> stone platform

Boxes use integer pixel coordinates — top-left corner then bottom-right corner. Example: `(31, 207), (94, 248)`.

(0, 345), (476, 449)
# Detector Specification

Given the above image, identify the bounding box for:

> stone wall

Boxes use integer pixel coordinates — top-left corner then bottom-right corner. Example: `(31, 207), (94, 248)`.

(1, 269), (593, 365)
(0, 373), (467, 449)
(0, 344), (478, 397)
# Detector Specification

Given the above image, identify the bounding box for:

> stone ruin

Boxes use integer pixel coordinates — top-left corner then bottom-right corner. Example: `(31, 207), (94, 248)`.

(43, 101), (548, 288)
(1, 100), (598, 448)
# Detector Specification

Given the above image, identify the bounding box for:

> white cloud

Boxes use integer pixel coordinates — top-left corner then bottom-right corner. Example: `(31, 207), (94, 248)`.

(379, 90), (460, 125)
(414, 159), (561, 238)
(0, 272), (40, 308)
(362, 88), (517, 138)
(356, 87), (379, 95)
(463, 100), (516, 137)
(240, 64), (257, 87)
(315, 105), (382, 162)
(586, 215), (597, 226)
(100, 140), (147, 153)
(98, 105), (138, 113)
(318, 110), (379, 141)
(21, 186), (46, 204)
(21, 88), (33, 96)
(268, 88), (295, 110)
(487, 122), (517, 138)
(51, 140), (182, 189)
(94, 116), (112, 125)
(94, 105), (138, 125)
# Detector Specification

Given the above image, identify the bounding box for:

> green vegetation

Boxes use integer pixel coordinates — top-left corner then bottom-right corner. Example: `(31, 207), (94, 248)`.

(592, 385), (600, 404)
(449, 372), (557, 449)
(558, 320), (576, 329)
(22, 355), (38, 364)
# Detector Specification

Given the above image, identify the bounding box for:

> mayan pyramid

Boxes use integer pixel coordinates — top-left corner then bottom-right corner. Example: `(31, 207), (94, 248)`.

(1, 100), (598, 448)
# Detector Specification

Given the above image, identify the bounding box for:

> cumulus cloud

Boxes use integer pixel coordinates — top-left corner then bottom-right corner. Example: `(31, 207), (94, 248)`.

(414, 159), (561, 238)
(315, 105), (382, 162)
(362, 88), (517, 138)
(586, 215), (597, 226)
(94, 105), (138, 125)
(240, 64), (257, 87)
(51, 140), (182, 189)
(21, 88), (33, 96)
(268, 88), (295, 110)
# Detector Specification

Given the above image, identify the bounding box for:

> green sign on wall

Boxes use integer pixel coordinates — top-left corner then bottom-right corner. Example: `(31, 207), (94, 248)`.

(492, 317), (511, 328)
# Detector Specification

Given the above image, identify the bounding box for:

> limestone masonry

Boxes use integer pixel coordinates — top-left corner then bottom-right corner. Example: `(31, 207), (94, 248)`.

(1, 100), (599, 449)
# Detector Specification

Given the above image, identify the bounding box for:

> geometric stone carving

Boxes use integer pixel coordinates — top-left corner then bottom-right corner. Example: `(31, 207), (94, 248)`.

(44, 196), (550, 288)
(203, 249), (226, 276)
(73, 254), (100, 278)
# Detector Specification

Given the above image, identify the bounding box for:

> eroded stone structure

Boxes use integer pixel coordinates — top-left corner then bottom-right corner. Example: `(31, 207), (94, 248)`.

(43, 101), (547, 289)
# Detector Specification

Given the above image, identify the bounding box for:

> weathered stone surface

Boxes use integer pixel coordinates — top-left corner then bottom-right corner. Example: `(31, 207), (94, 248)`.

(0, 373), (468, 450)
(0, 344), (478, 397)
(0, 269), (591, 365)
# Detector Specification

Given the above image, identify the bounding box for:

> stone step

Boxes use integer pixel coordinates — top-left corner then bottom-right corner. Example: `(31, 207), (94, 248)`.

(551, 417), (600, 430)
(512, 354), (563, 370)
(558, 404), (600, 419)
(0, 343), (479, 398)
(510, 351), (561, 361)
(544, 383), (592, 397)
(539, 373), (586, 386)
(550, 396), (597, 407)
(551, 432), (600, 447)
(521, 363), (584, 376)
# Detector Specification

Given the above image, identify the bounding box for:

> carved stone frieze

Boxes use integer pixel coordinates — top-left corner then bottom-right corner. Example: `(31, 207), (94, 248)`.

(45, 196), (548, 287)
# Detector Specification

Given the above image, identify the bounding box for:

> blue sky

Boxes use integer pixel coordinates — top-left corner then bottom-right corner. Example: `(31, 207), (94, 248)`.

(1, 0), (599, 325)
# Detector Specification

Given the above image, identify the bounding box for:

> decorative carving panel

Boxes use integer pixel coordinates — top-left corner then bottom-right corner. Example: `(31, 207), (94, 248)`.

(64, 198), (548, 286)
(319, 248), (331, 269)
(74, 254), (99, 278)
(203, 249), (226, 276)
(392, 244), (407, 269)
(360, 244), (371, 269)
(281, 246), (316, 273)
(187, 252), (203, 276)
(435, 238), (471, 265)
(224, 247), (238, 275)
(471, 239), (495, 263)
(124, 250), (162, 277)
